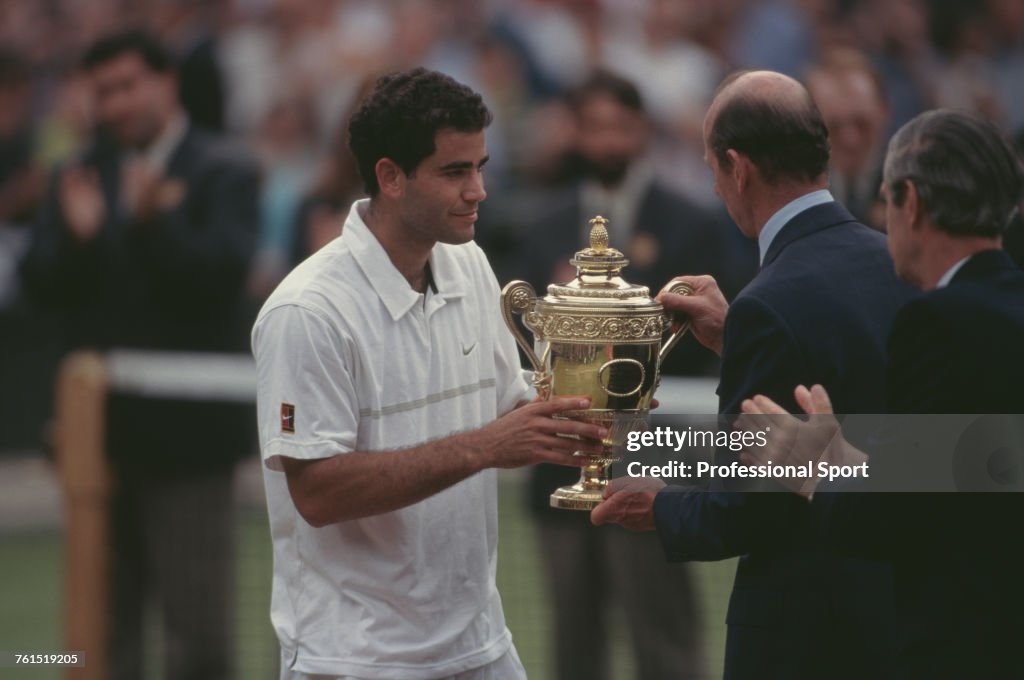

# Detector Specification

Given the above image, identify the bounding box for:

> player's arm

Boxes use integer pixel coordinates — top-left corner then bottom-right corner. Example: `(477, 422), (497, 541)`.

(254, 303), (606, 527)
(281, 396), (605, 526)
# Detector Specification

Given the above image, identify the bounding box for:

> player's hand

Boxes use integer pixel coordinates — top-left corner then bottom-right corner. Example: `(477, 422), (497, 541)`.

(657, 275), (728, 355)
(473, 396), (608, 469)
(590, 475), (665, 531)
(59, 164), (105, 243)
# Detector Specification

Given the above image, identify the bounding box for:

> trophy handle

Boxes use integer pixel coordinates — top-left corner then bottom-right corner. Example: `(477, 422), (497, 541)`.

(500, 280), (543, 373)
(658, 281), (694, 364)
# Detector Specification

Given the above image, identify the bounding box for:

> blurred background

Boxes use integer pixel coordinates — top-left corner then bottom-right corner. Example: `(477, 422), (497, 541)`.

(2, 0), (1023, 678)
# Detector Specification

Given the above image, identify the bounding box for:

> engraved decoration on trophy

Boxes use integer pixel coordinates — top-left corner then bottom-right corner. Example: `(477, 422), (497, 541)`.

(501, 216), (693, 510)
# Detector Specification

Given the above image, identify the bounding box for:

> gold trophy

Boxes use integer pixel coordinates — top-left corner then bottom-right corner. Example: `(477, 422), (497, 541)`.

(501, 216), (691, 510)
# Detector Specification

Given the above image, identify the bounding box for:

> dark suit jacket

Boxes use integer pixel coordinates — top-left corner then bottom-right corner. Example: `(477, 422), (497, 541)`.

(520, 180), (751, 513)
(999, 208), (1024, 270)
(22, 126), (259, 476)
(816, 249), (1024, 678)
(653, 202), (917, 679)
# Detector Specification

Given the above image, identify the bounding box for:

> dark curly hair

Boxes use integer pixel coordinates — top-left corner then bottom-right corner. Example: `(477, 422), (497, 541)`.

(347, 68), (492, 197)
(567, 69), (644, 115)
(82, 28), (174, 74)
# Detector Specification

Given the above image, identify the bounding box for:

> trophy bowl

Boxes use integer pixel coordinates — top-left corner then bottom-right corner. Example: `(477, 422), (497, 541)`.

(501, 216), (691, 510)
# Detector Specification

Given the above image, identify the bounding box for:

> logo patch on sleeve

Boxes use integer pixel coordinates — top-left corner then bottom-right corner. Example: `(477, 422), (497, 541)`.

(281, 403), (296, 433)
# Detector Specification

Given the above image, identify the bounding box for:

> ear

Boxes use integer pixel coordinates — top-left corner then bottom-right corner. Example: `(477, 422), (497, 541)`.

(375, 158), (405, 199)
(726, 149), (748, 190)
(903, 180), (924, 230)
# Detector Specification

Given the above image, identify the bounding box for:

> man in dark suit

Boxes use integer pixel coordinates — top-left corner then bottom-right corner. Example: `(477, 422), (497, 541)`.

(21, 30), (258, 680)
(518, 69), (714, 680)
(592, 70), (917, 678)
(743, 110), (1024, 677)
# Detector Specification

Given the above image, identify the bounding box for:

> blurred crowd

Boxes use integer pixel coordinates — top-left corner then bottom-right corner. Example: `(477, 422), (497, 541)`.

(2, 3), (1024, 677)
(3, 0), (1024, 450)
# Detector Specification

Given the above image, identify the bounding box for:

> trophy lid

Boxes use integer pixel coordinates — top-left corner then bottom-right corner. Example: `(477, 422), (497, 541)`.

(542, 216), (659, 309)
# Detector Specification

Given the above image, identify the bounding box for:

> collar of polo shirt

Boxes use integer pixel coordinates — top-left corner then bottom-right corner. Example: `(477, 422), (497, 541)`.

(345, 199), (468, 321)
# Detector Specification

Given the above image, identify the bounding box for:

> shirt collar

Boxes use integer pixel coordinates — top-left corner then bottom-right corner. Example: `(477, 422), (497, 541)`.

(136, 112), (188, 172)
(935, 255), (972, 289)
(758, 189), (834, 265)
(343, 199), (466, 321)
(427, 242), (467, 301)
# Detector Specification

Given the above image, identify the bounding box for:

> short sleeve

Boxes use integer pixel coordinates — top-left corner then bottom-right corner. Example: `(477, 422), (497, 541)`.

(252, 303), (360, 470)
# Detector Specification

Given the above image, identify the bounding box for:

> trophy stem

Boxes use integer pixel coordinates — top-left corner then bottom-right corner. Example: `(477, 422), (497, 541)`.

(549, 451), (613, 511)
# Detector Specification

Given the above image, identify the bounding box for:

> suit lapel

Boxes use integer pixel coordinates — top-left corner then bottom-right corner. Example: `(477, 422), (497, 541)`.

(762, 201), (860, 268)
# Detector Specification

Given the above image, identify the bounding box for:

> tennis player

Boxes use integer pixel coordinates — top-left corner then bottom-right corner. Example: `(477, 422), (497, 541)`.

(253, 68), (603, 679)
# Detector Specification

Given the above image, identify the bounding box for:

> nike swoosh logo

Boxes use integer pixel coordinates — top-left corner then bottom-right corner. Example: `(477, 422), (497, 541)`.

(462, 342), (477, 356)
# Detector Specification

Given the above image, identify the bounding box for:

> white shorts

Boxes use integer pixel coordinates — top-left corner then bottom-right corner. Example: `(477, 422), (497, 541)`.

(279, 645), (527, 680)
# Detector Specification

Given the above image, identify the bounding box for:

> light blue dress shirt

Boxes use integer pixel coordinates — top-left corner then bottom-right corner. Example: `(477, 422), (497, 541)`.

(757, 189), (834, 265)
(936, 255), (971, 289)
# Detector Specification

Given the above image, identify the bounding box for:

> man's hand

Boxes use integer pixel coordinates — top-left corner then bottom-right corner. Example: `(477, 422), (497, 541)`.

(59, 164), (105, 243)
(282, 396), (609, 526)
(657, 275), (728, 355)
(590, 475), (666, 531)
(121, 159), (164, 221)
(738, 384), (861, 497)
(470, 396), (609, 469)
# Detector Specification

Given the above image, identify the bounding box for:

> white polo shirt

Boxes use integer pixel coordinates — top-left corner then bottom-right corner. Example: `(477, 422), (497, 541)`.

(252, 199), (529, 679)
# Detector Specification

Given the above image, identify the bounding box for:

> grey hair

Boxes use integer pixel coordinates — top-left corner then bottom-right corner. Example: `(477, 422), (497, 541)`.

(883, 110), (1024, 237)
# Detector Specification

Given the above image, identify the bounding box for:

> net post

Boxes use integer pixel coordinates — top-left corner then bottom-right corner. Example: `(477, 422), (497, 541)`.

(54, 351), (109, 680)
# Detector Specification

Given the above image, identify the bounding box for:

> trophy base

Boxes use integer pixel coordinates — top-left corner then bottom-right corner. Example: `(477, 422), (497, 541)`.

(550, 484), (604, 511)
